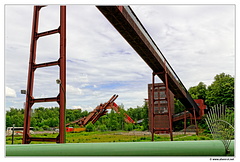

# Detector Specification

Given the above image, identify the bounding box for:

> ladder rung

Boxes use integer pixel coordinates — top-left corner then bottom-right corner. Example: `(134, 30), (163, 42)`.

(34, 60), (59, 69)
(29, 137), (57, 142)
(152, 84), (166, 88)
(36, 28), (60, 38)
(154, 128), (170, 131)
(31, 97), (59, 103)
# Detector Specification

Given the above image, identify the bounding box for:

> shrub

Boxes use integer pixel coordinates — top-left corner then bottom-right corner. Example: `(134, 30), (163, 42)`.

(42, 125), (49, 130)
(98, 124), (107, 132)
(85, 122), (95, 132)
(124, 123), (133, 131)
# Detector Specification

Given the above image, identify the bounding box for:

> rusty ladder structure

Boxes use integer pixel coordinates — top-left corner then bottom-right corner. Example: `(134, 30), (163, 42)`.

(151, 67), (173, 141)
(22, 6), (66, 144)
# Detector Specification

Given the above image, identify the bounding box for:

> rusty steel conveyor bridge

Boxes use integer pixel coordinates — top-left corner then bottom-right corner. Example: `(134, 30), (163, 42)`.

(97, 6), (200, 117)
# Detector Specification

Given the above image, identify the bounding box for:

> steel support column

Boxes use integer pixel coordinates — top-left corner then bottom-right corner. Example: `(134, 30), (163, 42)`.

(22, 5), (66, 144)
(23, 6), (42, 144)
(151, 72), (155, 141)
(57, 5), (66, 144)
(184, 110), (187, 135)
(164, 63), (173, 141)
(193, 108), (199, 136)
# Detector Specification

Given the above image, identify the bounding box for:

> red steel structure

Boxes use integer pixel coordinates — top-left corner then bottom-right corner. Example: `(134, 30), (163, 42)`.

(150, 68), (174, 141)
(22, 6), (66, 144)
(97, 6), (200, 117)
(66, 95), (135, 127)
(97, 6), (207, 141)
(22, 5), (207, 144)
(148, 82), (203, 140)
(148, 82), (174, 141)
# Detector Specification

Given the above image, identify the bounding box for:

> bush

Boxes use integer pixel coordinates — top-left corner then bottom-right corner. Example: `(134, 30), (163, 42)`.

(42, 125), (49, 130)
(123, 123), (133, 131)
(98, 124), (107, 132)
(85, 122), (95, 132)
(134, 125), (144, 131)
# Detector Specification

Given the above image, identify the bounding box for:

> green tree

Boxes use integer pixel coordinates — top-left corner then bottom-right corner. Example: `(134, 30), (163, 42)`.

(5, 108), (24, 128)
(206, 73), (234, 107)
(141, 102), (149, 131)
(174, 99), (185, 114)
(108, 109), (120, 131)
(124, 123), (133, 131)
(85, 122), (95, 132)
(5, 106), (92, 130)
(98, 124), (107, 132)
(188, 82), (207, 100)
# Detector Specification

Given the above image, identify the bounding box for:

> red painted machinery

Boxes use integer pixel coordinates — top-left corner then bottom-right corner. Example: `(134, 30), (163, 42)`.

(66, 94), (135, 127)
(66, 127), (86, 132)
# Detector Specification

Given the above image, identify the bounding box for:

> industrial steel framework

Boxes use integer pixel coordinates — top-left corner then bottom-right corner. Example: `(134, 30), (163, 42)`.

(150, 70), (173, 141)
(22, 6), (66, 144)
(97, 6), (200, 117)
(66, 94), (135, 127)
(97, 6), (201, 141)
(22, 5), (202, 144)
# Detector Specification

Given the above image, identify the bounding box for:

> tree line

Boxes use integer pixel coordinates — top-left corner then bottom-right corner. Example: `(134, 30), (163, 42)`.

(188, 73), (234, 108)
(6, 72), (234, 132)
(5, 103), (148, 132)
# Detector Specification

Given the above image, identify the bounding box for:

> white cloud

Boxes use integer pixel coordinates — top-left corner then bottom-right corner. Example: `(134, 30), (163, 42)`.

(72, 105), (94, 112)
(66, 84), (83, 95)
(72, 106), (81, 109)
(131, 4), (235, 89)
(5, 5), (235, 110)
(5, 87), (16, 97)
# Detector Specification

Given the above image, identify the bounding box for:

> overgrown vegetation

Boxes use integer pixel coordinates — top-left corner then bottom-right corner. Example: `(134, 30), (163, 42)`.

(188, 73), (234, 130)
(5, 103), (149, 132)
(188, 73), (234, 108)
(6, 131), (213, 144)
(5, 72), (234, 143)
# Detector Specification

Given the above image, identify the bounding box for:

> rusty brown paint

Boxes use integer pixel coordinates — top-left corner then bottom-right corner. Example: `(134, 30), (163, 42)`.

(22, 6), (66, 144)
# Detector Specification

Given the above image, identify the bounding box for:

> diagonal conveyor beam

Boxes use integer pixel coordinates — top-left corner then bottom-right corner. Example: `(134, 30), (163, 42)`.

(96, 6), (200, 116)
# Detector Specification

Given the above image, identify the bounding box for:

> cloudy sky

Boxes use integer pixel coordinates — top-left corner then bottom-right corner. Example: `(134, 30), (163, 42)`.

(4, 4), (235, 112)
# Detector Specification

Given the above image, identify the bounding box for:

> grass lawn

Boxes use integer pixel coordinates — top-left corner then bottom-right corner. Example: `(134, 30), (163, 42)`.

(6, 131), (213, 144)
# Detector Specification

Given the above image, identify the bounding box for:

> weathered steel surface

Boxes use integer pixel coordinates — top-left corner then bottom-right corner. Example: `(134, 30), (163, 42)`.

(97, 6), (200, 116)
(23, 5), (42, 144)
(22, 6), (66, 144)
(58, 5), (67, 144)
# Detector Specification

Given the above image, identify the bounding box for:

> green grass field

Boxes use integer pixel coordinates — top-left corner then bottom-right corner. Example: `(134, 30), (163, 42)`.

(6, 131), (213, 144)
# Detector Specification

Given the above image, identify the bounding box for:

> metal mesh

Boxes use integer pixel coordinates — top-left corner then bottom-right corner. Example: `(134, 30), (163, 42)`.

(205, 105), (234, 154)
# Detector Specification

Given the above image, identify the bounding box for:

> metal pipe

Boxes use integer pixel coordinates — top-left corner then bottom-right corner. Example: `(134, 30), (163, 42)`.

(6, 140), (234, 156)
